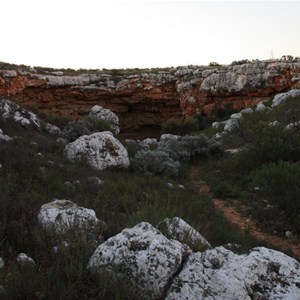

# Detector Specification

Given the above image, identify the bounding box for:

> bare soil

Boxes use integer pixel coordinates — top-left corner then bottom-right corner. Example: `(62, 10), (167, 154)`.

(190, 167), (300, 261)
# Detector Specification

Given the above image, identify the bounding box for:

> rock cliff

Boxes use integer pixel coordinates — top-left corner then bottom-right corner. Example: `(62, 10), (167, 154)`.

(0, 60), (299, 137)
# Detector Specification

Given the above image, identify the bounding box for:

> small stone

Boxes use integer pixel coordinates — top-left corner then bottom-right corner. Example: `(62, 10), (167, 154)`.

(285, 231), (293, 239)
(177, 184), (185, 189)
(16, 253), (35, 267)
(167, 182), (174, 189)
(0, 257), (4, 269)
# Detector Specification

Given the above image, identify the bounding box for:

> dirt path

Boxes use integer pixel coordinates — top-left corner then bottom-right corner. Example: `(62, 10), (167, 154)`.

(190, 167), (300, 261)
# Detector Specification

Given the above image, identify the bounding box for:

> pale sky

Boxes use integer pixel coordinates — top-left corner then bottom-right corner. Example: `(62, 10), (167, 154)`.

(2, 0), (300, 69)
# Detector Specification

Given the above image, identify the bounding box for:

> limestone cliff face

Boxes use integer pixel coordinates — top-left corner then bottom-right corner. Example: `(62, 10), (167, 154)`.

(0, 61), (299, 137)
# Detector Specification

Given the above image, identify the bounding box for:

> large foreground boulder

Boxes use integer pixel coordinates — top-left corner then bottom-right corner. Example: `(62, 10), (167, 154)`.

(88, 222), (190, 298)
(38, 199), (100, 233)
(65, 131), (129, 171)
(166, 246), (300, 300)
(87, 220), (300, 299)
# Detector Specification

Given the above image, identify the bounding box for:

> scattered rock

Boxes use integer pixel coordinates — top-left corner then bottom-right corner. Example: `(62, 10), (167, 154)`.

(0, 99), (40, 129)
(139, 138), (158, 148)
(88, 176), (103, 186)
(162, 217), (212, 250)
(52, 241), (69, 253)
(256, 101), (268, 111)
(0, 128), (12, 141)
(38, 199), (100, 233)
(240, 107), (253, 114)
(16, 253), (35, 267)
(89, 105), (120, 135)
(285, 231), (293, 239)
(167, 182), (174, 189)
(177, 184), (185, 189)
(44, 123), (62, 136)
(0, 257), (4, 269)
(269, 120), (279, 126)
(65, 131), (129, 171)
(159, 134), (182, 148)
(166, 246), (300, 300)
(88, 222), (189, 298)
(272, 89), (300, 107)
(224, 118), (239, 132)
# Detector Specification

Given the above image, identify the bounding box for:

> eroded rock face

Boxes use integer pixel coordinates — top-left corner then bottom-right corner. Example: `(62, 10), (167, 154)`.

(65, 131), (129, 170)
(166, 246), (300, 300)
(88, 222), (190, 298)
(38, 199), (99, 233)
(0, 61), (300, 137)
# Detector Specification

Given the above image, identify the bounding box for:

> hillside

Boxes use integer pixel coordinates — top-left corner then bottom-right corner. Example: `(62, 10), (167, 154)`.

(0, 85), (300, 298)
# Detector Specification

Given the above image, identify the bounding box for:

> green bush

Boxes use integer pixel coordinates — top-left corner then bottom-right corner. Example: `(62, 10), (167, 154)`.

(251, 161), (300, 218)
(44, 114), (73, 129)
(63, 116), (112, 142)
(161, 118), (199, 135)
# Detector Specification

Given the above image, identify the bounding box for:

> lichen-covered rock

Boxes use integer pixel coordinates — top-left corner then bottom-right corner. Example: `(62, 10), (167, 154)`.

(0, 99), (40, 129)
(272, 89), (300, 107)
(162, 217), (211, 250)
(88, 222), (189, 298)
(166, 246), (300, 300)
(89, 105), (120, 135)
(38, 199), (100, 233)
(16, 253), (35, 267)
(65, 131), (129, 171)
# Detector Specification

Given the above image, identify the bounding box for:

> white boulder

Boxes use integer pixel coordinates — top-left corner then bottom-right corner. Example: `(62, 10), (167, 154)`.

(16, 253), (35, 267)
(163, 217), (212, 250)
(0, 99), (40, 129)
(272, 89), (300, 107)
(89, 105), (120, 135)
(65, 131), (129, 171)
(38, 199), (100, 233)
(0, 128), (12, 141)
(224, 118), (239, 132)
(166, 246), (300, 300)
(88, 222), (189, 298)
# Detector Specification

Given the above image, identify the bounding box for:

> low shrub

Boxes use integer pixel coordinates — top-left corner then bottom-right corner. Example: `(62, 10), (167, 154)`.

(160, 134), (221, 161)
(161, 118), (199, 135)
(63, 116), (112, 142)
(130, 149), (180, 177)
(43, 114), (73, 129)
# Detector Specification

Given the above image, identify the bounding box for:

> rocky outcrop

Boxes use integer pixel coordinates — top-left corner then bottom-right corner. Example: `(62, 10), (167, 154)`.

(88, 221), (300, 299)
(65, 131), (129, 170)
(0, 61), (300, 137)
(166, 246), (300, 300)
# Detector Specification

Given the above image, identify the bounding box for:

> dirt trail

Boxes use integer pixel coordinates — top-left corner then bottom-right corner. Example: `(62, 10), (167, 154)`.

(190, 167), (300, 261)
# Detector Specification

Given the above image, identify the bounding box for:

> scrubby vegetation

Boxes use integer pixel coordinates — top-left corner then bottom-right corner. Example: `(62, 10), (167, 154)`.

(0, 111), (258, 299)
(200, 95), (300, 237)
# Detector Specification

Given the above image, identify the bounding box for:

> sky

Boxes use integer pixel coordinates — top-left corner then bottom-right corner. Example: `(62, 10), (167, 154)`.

(2, 0), (300, 69)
